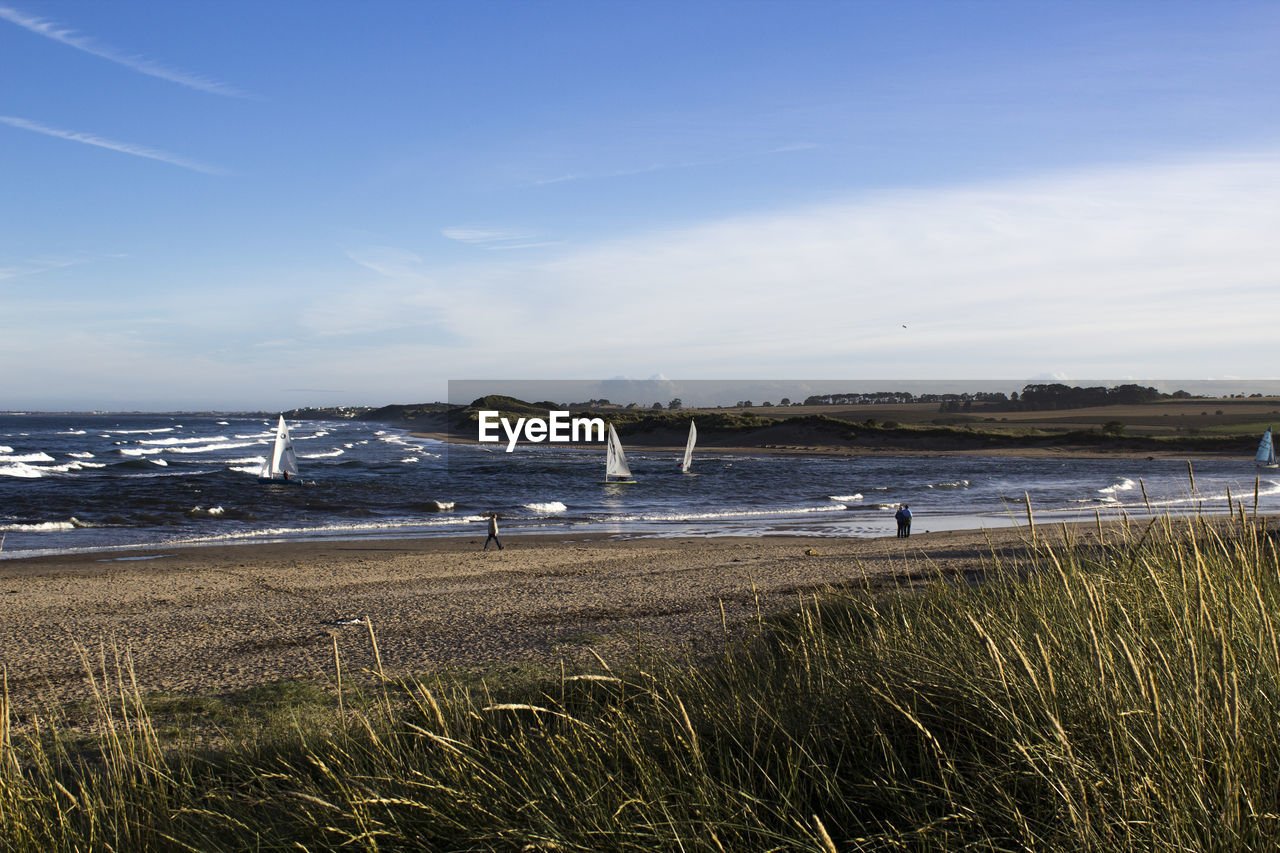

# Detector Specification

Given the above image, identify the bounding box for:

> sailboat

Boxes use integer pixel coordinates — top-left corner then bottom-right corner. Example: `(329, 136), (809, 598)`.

(603, 423), (636, 483)
(1256, 427), (1278, 469)
(678, 419), (696, 472)
(258, 415), (301, 483)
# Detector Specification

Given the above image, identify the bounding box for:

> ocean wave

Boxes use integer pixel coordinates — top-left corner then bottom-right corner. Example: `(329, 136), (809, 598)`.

(400, 457), (419, 463)
(67, 451), (95, 458)
(524, 501), (568, 514)
(927, 479), (970, 489)
(235, 432), (274, 440)
(423, 501), (455, 512)
(0, 452), (56, 463)
(828, 494), (863, 502)
(0, 446), (11, 453)
(185, 505), (226, 518)
(0, 517), (92, 532)
(118, 447), (165, 456)
(106, 427), (174, 435)
(1098, 478), (1138, 495)
(163, 441), (260, 454)
(607, 504), (847, 523)
(1, 463), (46, 478)
(299, 449), (344, 459)
(56, 429), (88, 435)
(137, 435), (231, 446)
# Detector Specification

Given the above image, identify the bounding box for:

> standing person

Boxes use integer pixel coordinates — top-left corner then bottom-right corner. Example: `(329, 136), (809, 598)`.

(484, 512), (503, 551)
(894, 504), (906, 538)
(900, 504), (912, 538)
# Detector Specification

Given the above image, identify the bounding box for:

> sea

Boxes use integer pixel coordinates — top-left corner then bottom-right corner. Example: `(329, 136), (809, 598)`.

(2, 413), (1278, 559)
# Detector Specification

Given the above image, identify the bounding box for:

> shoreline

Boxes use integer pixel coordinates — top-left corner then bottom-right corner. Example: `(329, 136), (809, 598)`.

(1, 527), (1053, 708)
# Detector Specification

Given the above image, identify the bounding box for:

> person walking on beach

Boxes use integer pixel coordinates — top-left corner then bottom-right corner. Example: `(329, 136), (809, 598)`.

(484, 512), (503, 551)
(895, 504), (912, 538)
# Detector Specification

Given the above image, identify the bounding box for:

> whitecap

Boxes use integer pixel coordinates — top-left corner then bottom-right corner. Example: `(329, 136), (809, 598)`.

(167, 441), (261, 454)
(524, 501), (568, 514)
(67, 451), (95, 459)
(0, 452), (55, 463)
(106, 427), (174, 435)
(138, 436), (231, 446)
(0, 519), (77, 531)
(299, 448), (344, 459)
(0, 463), (45, 479)
(401, 457), (419, 463)
(828, 494), (863, 502)
(927, 479), (970, 489)
(1098, 478), (1137, 495)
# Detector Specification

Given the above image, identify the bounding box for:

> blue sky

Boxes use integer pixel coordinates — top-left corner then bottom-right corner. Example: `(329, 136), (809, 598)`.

(2, 1), (1279, 410)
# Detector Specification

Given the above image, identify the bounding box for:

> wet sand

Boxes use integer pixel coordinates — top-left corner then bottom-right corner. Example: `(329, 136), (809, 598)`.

(1, 526), (1064, 707)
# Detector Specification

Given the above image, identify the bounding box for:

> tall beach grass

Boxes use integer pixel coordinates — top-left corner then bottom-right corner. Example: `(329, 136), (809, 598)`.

(3, 505), (1280, 850)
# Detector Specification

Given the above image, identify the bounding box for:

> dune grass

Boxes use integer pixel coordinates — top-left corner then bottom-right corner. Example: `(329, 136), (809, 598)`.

(4, 507), (1280, 850)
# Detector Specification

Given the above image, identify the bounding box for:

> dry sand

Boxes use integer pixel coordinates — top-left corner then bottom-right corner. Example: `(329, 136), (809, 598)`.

(0, 526), (1063, 707)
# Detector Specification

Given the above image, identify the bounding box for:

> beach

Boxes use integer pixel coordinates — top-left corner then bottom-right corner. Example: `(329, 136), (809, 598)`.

(0, 526), (1049, 707)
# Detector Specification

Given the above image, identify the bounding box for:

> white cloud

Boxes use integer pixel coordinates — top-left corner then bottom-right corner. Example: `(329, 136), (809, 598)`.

(0, 115), (225, 174)
(441, 227), (558, 251)
(418, 151), (1280, 379)
(0, 4), (248, 98)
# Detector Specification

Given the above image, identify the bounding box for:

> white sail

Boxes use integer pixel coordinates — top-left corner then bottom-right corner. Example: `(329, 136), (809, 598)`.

(680, 419), (696, 471)
(260, 415), (300, 480)
(605, 424), (632, 480)
(1257, 428), (1278, 468)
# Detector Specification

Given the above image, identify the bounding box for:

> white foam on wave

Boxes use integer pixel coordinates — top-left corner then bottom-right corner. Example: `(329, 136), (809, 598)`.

(57, 429), (88, 435)
(67, 451), (95, 459)
(151, 458), (169, 466)
(119, 447), (165, 456)
(138, 435), (231, 446)
(0, 446), (11, 453)
(401, 456), (419, 463)
(230, 464), (264, 476)
(0, 452), (55, 463)
(224, 456), (267, 465)
(927, 479), (970, 489)
(1, 463), (45, 478)
(610, 504), (847, 523)
(828, 494), (863, 502)
(106, 427), (174, 435)
(235, 432), (274, 440)
(217, 421), (229, 425)
(0, 517), (90, 532)
(167, 441), (261, 454)
(299, 448), (344, 459)
(1098, 478), (1138, 495)
(524, 501), (568, 514)
(187, 506), (226, 517)
(292, 431), (329, 441)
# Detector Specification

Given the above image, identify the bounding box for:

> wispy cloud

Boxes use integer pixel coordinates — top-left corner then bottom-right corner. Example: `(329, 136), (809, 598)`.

(0, 5), (248, 98)
(0, 115), (225, 174)
(441, 227), (559, 250)
(0, 252), (104, 282)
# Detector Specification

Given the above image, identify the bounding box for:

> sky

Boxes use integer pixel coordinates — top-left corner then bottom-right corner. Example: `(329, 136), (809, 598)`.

(2, 1), (1279, 410)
